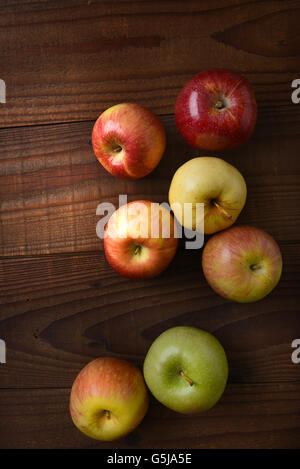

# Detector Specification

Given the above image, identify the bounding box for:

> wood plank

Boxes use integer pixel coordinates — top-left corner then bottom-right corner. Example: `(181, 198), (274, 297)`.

(0, 382), (299, 448)
(0, 0), (299, 451)
(0, 245), (299, 388)
(0, 0), (299, 126)
(1, 116), (300, 255)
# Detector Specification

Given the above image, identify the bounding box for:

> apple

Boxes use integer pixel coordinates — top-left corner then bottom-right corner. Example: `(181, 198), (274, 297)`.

(92, 103), (166, 178)
(202, 225), (283, 303)
(175, 69), (257, 151)
(70, 357), (149, 441)
(104, 200), (178, 279)
(143, 326), (228, 414)
(168, 156), (247, 234)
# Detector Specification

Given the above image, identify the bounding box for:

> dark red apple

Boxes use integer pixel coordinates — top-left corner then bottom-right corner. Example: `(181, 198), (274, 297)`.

(175, 69), (257, 151)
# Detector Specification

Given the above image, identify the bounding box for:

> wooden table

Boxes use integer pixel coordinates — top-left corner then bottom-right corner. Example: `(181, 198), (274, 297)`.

(0, 0), (300, 449)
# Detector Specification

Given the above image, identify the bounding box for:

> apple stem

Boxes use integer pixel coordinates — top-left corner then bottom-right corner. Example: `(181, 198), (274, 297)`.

(104, 410), (111, 419)
(250, 264), (260, 271)
(213, 201), (232, 220)
(180, 370), (194, 387)
(134, 245), (141, 255)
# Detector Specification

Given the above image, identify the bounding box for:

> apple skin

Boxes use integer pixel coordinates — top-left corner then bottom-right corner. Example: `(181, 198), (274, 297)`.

(143, 326), (228, 414)
(70, 357), (149, 441)
(104, 200), (178, 279)
(168, 156), (247, 234)
(202, 225), (283, 303)
(175, 69), (257, 151)
(92, 103), (166, 179)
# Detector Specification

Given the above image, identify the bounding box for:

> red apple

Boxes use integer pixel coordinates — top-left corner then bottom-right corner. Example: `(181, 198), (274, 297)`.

(175, 69), (257, 151)
(202, 226), (282, 303)
(70, 357), (149, 441)
(92, 103), (166, 179)
(104, 200), (178, 279)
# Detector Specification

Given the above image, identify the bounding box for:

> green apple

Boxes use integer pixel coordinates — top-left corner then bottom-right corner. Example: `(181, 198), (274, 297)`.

(143, 326), (228, 414)
(168, 156), (247, 234)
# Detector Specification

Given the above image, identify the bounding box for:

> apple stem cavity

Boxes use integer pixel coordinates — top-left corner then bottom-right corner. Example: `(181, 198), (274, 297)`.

(212, 200), (232, 220)
(180, 370), (194, 387)
(112, 144), (122, 153)
(215, 99), (225, 110)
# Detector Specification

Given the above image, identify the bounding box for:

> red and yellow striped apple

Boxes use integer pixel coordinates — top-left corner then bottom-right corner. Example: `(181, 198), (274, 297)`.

(70, 357), (149, 441)
(92, 103), (166, 179)
(202, 225), (283, 303)
(175, 69), (257, 151)
(169, 157), (247, 234)
(104, 200), (178, 279)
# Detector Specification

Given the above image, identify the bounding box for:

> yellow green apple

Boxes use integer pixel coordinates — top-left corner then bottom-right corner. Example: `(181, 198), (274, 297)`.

(143, 326), (228, 414)
(70, 357), (149, 441)
(168, 156), (247, 234)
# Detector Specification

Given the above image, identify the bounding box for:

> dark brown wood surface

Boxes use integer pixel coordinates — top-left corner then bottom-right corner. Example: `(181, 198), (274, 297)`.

(0, 0), (300, 449)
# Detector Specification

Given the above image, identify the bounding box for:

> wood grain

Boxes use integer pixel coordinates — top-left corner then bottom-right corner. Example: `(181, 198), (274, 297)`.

(1, 115), (300, 255)
(0, 0), (300, 450)
(0, 382), (300, 449)
(0, 0), (299, 126)
(0, 244), (299, 388)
